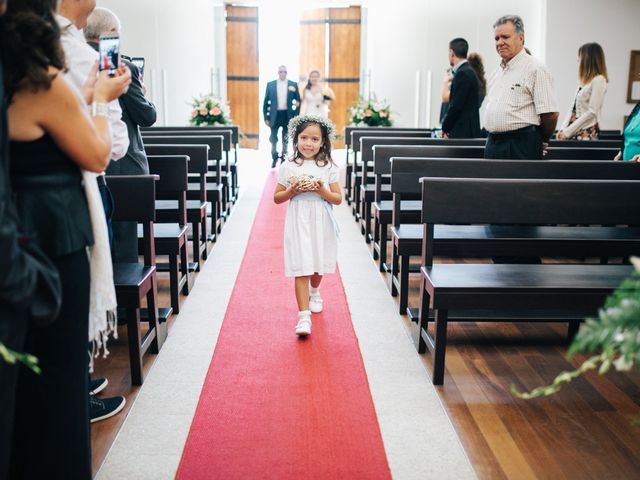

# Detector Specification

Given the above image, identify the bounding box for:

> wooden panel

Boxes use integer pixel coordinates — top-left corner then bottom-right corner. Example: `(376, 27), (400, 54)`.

(328, 6), (361, 148)
(299, 8), (327, 84)
(226, 5), (259, 148)
(227, 80), (259, 149)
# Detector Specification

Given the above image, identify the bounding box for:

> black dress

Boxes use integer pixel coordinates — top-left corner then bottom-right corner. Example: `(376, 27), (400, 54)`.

(9, 134), (94, 480)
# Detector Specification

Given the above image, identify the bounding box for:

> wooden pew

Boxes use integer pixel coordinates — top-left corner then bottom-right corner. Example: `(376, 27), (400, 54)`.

(390, 158), (640, 316)
(141, 135), (228, 270)
(370, 143), (621, 271)
(417, 177), (640, 384)
(108, 175), (164, 385)
(142, 128), (239, 202)
(346, 129), (432, 203)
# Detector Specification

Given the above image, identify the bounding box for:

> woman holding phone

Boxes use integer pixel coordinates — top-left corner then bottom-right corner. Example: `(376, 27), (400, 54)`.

(1, 0), (129, 477)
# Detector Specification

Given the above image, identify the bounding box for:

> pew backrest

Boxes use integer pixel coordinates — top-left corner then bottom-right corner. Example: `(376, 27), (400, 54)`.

(345, 127), (431, 149)
(141, 125), (240, 145)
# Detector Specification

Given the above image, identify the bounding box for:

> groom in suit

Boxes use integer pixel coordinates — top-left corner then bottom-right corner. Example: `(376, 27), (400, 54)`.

(263, 65), (301, 167)
(441, 38), (481, 138)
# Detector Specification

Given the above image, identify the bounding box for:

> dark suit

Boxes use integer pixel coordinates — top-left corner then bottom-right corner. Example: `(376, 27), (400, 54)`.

(106, 57), (157, 262)
(441, 61), (481, 138)
(263, 79), (301, 163)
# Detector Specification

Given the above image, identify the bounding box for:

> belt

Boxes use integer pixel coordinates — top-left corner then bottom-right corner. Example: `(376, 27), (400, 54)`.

(11, 171), (82, 190)
(290, 193), (340, 238)
(488, 125), (539, 140)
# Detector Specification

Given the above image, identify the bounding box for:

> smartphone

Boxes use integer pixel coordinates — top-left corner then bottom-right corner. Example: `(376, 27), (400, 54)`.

(131, 57), (145, 80)
(98, 33), (120, 75)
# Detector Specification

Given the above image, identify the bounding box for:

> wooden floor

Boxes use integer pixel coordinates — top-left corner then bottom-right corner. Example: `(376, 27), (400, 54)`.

(90, 264), (193, 475)
(90, 237), (640, 480)
(401, 263), (640, 480)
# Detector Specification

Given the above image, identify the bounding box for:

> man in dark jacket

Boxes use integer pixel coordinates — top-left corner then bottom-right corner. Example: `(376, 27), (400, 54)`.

(85, 7), (157, 263)
(441, 37), (482, 138)
(263, 65), (301, 167)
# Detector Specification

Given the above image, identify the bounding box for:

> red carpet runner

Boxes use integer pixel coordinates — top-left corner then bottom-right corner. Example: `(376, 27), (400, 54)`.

(176, 172), (391, 479)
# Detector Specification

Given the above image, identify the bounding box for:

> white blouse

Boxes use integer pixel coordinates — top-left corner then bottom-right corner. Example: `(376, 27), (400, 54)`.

(558, 75), (607, 138)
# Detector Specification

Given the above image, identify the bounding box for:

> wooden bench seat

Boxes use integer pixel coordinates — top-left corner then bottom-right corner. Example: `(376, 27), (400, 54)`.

(416, 177), (640, 385)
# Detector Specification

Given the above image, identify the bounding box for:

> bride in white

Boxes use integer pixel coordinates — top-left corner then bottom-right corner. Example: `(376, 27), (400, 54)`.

(301, 70), (334, 118)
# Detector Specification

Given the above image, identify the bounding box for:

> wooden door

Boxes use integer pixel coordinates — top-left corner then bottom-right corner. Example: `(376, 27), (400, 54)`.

(299, 6), (361, 148)
(226, 5), (259, 148)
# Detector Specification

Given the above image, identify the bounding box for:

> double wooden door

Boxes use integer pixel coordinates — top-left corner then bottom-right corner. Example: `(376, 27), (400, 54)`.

(225, 5), (361, 149)
(299, 6), (361, 148)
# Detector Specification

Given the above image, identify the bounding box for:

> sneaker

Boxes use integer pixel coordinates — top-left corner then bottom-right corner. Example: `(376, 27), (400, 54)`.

(295, 317), (312, 336)
(89, 394), (126, 423)
(309, 294), (323, 313)
(89, 377), (108, 395)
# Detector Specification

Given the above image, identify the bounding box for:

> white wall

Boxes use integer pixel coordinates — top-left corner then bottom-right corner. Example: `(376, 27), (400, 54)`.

(99, 0), (639, 130)
(546, 0), (640, 131)
(100, 0), (216, 125)
(363, 0), (544, 127)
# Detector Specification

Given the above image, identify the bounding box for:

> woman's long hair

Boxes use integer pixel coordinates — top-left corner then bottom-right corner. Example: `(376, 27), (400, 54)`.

(290, 120), (334, 167)
(305, 70), (321, 90)
(578, 42), (608, 84)
(467, 52), (486, 99)
(1, 0), (66, 103)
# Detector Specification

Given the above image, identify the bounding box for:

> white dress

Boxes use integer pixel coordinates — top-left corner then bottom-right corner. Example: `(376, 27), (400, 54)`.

(303, 89), (329, 118)
(277, 159), (340, 277)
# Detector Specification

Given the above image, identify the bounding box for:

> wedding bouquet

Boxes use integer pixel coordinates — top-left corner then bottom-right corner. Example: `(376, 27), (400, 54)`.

(189, 94), (233, 126)
(347, 96), (393, 127)
(322, 87), (335, 102)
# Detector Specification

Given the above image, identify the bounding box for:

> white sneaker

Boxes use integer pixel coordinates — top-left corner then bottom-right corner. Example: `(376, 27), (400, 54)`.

(309, 294), (323, 313)
(295, 317), (312, 336)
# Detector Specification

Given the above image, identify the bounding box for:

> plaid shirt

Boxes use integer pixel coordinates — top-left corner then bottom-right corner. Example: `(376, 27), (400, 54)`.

(483, 49), (559, 133)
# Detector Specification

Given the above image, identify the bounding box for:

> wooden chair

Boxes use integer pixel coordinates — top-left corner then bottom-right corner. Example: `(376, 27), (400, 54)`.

(108, 175), (164, 386)
(145, 155), (190, 315)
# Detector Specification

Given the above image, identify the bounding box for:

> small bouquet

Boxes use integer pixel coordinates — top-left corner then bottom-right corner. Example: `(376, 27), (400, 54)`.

(288, 174), (319, 192)
(189, 94), (233, 126)
(322, 87), (335, 102)
(348, 95), (393, 127)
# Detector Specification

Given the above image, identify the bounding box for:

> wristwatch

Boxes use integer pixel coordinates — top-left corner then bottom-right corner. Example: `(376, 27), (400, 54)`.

(91, 102), (109, 118)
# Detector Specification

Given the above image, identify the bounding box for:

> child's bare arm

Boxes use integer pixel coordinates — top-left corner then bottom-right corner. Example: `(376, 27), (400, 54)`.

(274, 182), (297, 204)
(316, 181), (342, 205)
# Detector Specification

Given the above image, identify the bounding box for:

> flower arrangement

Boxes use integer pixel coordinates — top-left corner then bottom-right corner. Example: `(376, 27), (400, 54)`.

(513, 257), (640, 420)
(348, 95), (393, 127)
(189, 94), (233, 126)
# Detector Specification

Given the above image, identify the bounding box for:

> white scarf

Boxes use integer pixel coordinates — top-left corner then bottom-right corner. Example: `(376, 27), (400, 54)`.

(82, 171), (118, 369)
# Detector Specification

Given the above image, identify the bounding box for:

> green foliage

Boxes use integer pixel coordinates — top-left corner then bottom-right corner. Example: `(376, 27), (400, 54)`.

(512, 258), (640, 401)
(348, 96), (393, 127)
(189, 94), (233, 126)
(0, 342), (40, 374)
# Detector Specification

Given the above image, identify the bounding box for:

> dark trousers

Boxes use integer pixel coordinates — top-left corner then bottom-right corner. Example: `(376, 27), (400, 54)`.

(0, 307), (28, 479)
(10, 249), (91, 479)
(484, 125), (543, 160)
(269, 110), (289, 163)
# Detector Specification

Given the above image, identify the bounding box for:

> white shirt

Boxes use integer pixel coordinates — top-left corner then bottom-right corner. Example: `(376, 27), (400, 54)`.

(483, 49), (559, 133)
(57, 15), (129, 161)
(558, 75), (607, 138)
(276, 79), (288, 111)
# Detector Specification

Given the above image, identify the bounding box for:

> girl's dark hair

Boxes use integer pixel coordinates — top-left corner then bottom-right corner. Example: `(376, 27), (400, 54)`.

(305, 70), (321, 90)
(290, 120), (334, 167)
(1, 0), (66, 103)
(467, 52), (487, 99)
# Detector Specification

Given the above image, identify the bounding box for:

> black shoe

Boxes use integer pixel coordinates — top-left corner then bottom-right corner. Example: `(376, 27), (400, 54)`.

(89, 394), (126, 423)
(89, 377), (108, 395)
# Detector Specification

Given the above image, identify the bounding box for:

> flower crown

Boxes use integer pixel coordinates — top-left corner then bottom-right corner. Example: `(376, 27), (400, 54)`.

(287, 114), (336, 142)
